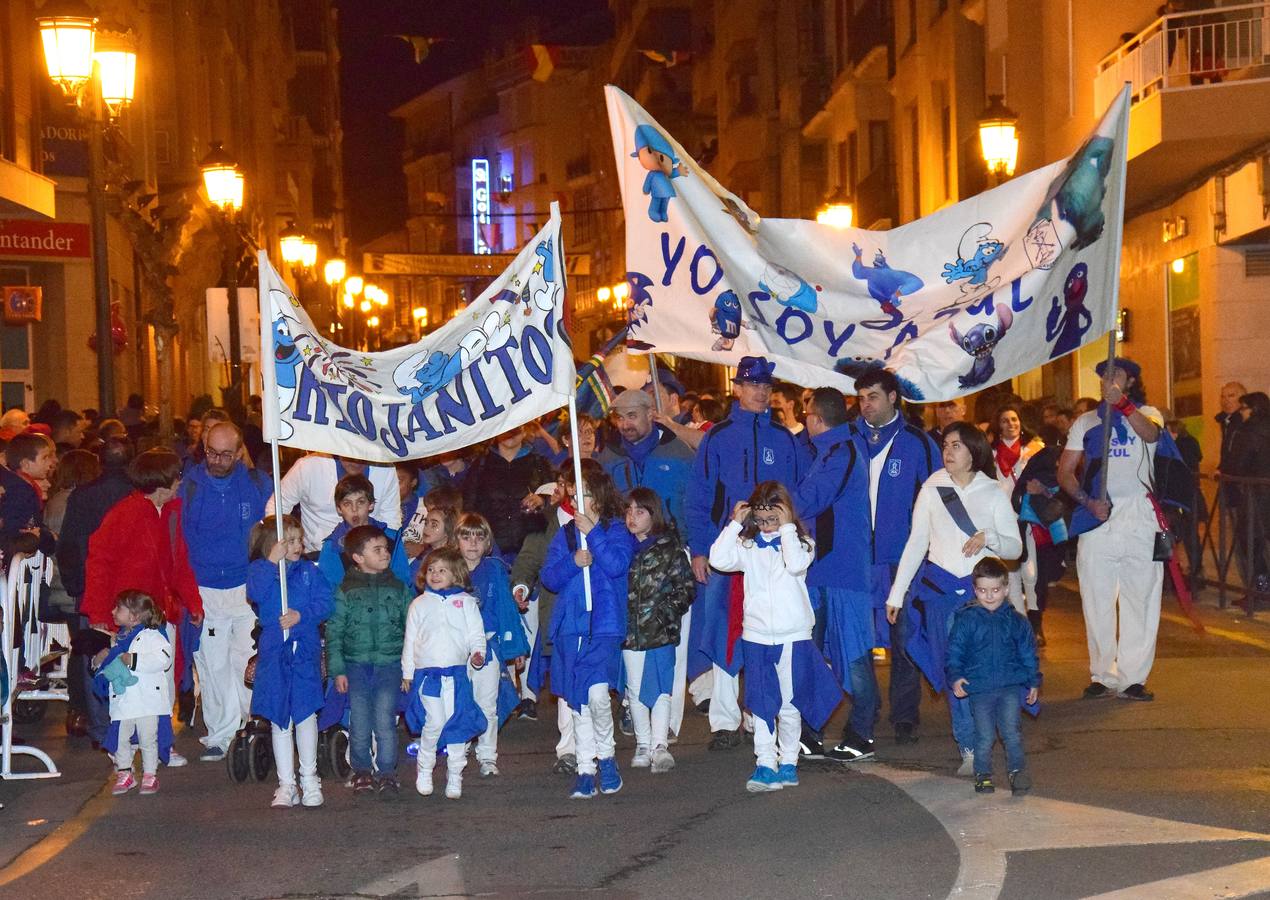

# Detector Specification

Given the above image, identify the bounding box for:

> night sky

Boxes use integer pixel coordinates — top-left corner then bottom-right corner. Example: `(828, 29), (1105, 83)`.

(335, 0), (612, 247)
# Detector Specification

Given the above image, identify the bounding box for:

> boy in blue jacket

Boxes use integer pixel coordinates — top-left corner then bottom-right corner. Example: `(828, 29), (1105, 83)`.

(947, 558), (1040, 796)
(318, 474), (412, 589)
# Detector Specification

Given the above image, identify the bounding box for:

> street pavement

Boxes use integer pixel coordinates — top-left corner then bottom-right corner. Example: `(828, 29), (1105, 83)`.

(4, 581), (1270, 899)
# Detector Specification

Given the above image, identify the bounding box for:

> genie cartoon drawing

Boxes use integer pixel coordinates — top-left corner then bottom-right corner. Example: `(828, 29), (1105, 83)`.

(758, 262), (819, 314)
(1034, 135), (1114, 251)
(942, 222), (1007, 292)
(851, 243), (924, 316)
(710, 289), (743, 351)
(949, 303), (1013, 389)
(833, 357), (926, 401)
(393, 310), (513, 404)
(1046, 261), (1092, 359)
(631, 124), (685, 223)
(270, 293), (304, 439)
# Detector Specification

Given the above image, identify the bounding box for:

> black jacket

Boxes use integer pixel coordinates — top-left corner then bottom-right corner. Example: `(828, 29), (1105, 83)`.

(1227, 414), (1270, 480)
(461, 449), (550, 556)
(55, 466), (133, 599)
(624, 532), (695, 651)
(0, 466), (56, 561)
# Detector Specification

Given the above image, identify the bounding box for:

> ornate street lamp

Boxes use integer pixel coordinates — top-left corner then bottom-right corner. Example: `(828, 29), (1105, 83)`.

(200, 141), (244, 212)
(199, 142), (249, 414)
(324, 258), (346, 285)
(36, 2), (97, 98)
(300, 238), (318, 270)
(279, 221), (307, 265)
(816, 187), (854, 229)
(93, 30), (137, 117)
(978, 94), (1020, 180)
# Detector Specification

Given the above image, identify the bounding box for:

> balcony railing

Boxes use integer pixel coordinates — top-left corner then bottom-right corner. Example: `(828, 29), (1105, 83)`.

(1095, 2), (1270, 112)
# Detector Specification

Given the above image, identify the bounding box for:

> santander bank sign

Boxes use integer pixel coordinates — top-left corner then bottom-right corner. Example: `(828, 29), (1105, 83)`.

(0, 219), (91, 258)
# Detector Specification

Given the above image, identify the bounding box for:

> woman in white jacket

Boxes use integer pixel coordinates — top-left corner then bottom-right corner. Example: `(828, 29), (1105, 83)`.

(885, 422), (1022, 775)
(709, 481), (838, 794)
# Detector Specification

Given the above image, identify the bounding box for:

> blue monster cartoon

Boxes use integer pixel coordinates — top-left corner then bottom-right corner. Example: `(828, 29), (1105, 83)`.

(942, 223), (1007, 291)
(949, 303), (1013, 389)
(832, 357), (926, 401)
(710, 289), (743, 352)
(851, 243), (924, 317)
(1034, 135), (1114, 251)
(271, 304), (304, 438)
(1046, 261), (1092, 359)
(631, 124), (685, 223)
(758, 262), (819, 314)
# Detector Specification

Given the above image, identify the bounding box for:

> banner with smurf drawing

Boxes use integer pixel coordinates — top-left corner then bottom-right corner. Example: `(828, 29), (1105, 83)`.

(605, 85), (1130, 401)
(258, 204), (575, 463)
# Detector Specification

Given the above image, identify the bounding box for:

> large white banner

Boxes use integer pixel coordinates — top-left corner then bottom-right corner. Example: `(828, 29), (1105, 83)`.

(259, 206), (575, 462)
(606, 85), (1130, 400)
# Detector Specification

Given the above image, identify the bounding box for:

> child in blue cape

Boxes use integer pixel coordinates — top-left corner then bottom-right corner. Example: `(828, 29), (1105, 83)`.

(457, 512), (531, 777)
(247, 515), (333, 809)
(93, 589), (173, 796)
(318, 473), (412, 588)
(541, 459), (636, 800)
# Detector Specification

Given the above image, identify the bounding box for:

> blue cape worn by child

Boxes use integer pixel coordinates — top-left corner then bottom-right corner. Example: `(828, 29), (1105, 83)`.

(404, 665), (488, 747)
(94, 624), (174, 763)
(317, 517), (413, 589)
(741, 639), (842, 732)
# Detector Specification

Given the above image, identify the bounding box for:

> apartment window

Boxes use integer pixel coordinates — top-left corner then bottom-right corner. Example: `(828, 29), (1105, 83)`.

(907, 105), (920, 219)
(906, 0), (918, 50)
(842, 132), (858, 195)
(728, 68), (759, 117)
(935, 83), (952, 200)
(573, 186), (596, 245)
(867, 120), (890, 173)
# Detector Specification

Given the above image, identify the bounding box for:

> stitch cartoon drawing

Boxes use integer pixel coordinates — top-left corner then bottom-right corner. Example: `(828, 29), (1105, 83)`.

(942, 222), (1007, 293)
(393, 310), (513, 404)
(850, 243), (924, 316)
(631, 124), (686, 223)
(270, 293), (304, 439)
(710, 289), (743, 351)
(758, 262), (820, 314)
(1034, 135), (1115, 251)
(949, 303), (1013, 389)
(832, 356), (926, 401)
(1045, 261), (1092, 359)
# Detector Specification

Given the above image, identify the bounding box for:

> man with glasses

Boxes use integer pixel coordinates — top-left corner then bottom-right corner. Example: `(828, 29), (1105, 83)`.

(180, 422), (273, 761)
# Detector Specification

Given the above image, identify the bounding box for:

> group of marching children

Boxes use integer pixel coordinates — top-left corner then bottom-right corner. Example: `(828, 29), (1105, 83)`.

(98, 430), (1041, 803)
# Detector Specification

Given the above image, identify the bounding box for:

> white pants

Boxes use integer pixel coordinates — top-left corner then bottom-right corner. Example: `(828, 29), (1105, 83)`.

(572, 682), (615, 775)
(708, 664), (742, 732)
(271, 714), (318, 788)
(417, 677), (468, 775)
(1007, 529), (1040, 613)
(518, 598), (539, 701)
(194, 585), (256, 751)
(753, 642), (800, 770)
(555, 694), (575, 758)
(1077, 523), (1164, 689)
(113, 716), (159, 774)
(668, 608), (692, 738)
(623, 649), (671, 752)
(471, 651), (500, 764)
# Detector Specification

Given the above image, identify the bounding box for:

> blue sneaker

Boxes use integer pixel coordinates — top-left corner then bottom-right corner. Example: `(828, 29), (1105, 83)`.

(775, 764), (799, 786)
(570, 773), (597, 799)
(745, 766), (783, 793)
(597, 757), (623, 794)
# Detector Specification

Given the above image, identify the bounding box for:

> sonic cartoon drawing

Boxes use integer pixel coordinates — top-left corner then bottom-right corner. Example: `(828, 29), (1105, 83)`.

(851, 243), (924, 316)
(710, 289), (743, 351)
(949, 303), (1013, 389)
(1046, 261), (1092, 359)
(758, 262), (820, 314)
(1034, 135), (1115, 251)
(942, 222), (1007, 293)
(631, 124), (685, 223)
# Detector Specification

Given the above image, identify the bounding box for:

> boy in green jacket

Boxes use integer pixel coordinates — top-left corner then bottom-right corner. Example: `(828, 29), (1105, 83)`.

(327, 524), (416, 798)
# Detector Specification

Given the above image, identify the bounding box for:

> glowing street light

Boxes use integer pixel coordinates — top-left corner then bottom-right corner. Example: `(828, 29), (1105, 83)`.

(300, 238), (318, 269)
(93, 30), (137, 117)
(324, 258), (346, 286)
(279, 221), (307, 265)
(345, 275), (364, 296)
(816, 188), (854, 229)
(597, 286), (611, 303)
(200, 142), (244, 212)
(36, 3), (97, 98)
(978, 94), (1020, 179)
(359, 299), (372, 313)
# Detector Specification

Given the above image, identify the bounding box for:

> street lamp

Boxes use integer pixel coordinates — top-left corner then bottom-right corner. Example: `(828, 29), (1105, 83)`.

(345, 275), (364, 297)
(279, 221), (307, 266)
(300, 238), (318, 270)
(200, 142), (248, 415)
(816, 188), (854, 229)
(94, 30), (137, 117)
(978, 94), (1020, 181)
(324, 258), (346, 285)
(36, 3), (96, 97)
(597, 286), (611, 304)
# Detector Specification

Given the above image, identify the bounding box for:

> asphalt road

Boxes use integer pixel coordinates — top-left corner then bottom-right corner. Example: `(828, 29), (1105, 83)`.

(4, 582), (1270, 899)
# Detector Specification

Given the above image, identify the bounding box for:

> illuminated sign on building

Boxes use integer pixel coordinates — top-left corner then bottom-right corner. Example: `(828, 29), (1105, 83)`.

(471, 158), (492, 254)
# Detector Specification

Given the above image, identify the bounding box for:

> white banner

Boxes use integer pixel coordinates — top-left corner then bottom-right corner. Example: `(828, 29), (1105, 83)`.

(259, 205), (575, 462)
(605, 85), (1130, 400)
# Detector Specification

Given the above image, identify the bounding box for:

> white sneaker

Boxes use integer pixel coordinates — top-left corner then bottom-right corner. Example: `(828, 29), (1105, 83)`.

(166, 751), (188, 768)
(445, 774), (462, 800)
(651, 747), (675, 773)
(271, 785), (299, 808)
(631, 746), (652, 768)
(956, 748), (975, 777)
(300, 776), (324, 808)
(479, 761), (499, 777)
(416, 771), (434, 797)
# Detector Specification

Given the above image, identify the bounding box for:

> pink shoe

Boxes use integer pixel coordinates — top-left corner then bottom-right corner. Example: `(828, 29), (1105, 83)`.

(112, 771), (137, 795)
(139, 773), (159, 795)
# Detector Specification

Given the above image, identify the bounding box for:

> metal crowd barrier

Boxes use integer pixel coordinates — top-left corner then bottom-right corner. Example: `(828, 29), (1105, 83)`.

(1, 552), (62, 780)
(1196, 473), (1270, 617)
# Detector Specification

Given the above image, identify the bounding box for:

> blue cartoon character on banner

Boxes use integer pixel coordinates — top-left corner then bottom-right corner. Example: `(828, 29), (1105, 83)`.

(949, 303), (1013, 389)
(710, 289), (743, 351)
(758, 262), (820, 314)
(1046, 261), (1092, 358)
(834, 356), (926, 401)
(1034, 135), (1114, 251)
(270, 292), (305, 439)
(631, 124), (686, 223)
(851, 244), (923, 317)
(942, 222), (1007, 295)
(392, 310), (513, 404)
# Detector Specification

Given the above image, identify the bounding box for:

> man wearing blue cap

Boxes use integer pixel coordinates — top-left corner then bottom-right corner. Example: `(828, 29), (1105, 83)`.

(631, 124), (685, 223)
(1058, 356), (1164, 702)
(684, 356), (810, 748)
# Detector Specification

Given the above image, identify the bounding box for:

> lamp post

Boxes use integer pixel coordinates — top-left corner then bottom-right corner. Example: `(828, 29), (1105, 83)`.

(37, 4), (137, 414)
(978, 94), (1020, 185)
(200, 141), (247, 416)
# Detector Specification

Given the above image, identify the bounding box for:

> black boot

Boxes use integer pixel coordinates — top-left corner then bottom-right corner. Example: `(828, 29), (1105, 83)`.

(1027, 610), (1046, 648)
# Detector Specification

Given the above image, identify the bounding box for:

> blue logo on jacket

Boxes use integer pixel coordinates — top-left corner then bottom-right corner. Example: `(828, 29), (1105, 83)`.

(888, 459), (902, 478)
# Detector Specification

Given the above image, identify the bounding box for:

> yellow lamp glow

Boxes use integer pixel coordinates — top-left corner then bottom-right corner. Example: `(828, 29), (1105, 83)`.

(613, 282), (630, 301)
(978, 94), (1019, 178)
(324, 258), (346, 285)
(1171, 257), (1186, 274)
(359, 300), (372, 313)
(816, 200), (854, 229)
(279, 222), (306, 264)
(345, 275), (364, 296)
(200, 142), (244, 212)
(37, 6), (97, 98)
(412, 307), (427, 320)
(342, 294), (355, 309)
(367, 316), (380, 328)
(597, 286), (611, 303)
(300, 239), (318, 269)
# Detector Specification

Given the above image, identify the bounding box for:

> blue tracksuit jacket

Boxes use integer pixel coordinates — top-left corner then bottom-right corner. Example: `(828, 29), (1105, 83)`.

(600, 424), (695, 536)
(179, 462), (273, 588)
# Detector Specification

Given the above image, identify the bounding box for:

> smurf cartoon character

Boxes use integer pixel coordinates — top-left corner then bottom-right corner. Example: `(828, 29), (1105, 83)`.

(710, 289), (743, 351)
(631, 124), (685, 223)
(393, 310), (513, 404)
(270, 293), (305, 439)
(758, 262), (820, 314)
(941, 222), (1007, 294)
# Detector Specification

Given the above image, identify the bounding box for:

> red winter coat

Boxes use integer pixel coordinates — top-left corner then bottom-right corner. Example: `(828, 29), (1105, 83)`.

(82, 492), (204, 681)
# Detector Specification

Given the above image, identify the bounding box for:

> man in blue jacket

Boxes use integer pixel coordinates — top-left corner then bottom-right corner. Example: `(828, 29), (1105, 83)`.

(180, 422), (272, 761)
(684, 356), (810, 749)
(851, 369), (940, 746)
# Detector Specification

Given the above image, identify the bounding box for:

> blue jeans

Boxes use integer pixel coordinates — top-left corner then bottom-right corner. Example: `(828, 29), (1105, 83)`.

(346, 662), (400, 776)
(888, 611), (921, 728)
(846, 654), (880, 740)
(969, 687), (1025, 776)
(949, 693), (975, 752)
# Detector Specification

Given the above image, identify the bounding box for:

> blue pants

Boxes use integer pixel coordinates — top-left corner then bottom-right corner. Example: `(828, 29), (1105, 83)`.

(969, 687), (1025, 775)
(346, 662), (399, 776)
(949, 692), (975, 752)
(888, 612), (921, 728)
(846, 655), (880, 740)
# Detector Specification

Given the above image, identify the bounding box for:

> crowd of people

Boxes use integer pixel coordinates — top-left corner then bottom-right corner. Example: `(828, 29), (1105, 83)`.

(2, 358), (1265, 804)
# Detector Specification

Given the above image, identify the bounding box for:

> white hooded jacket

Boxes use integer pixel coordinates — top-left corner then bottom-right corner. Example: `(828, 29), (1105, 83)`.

(708, 521), (815, 645)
